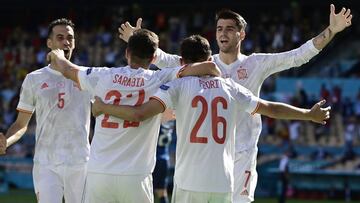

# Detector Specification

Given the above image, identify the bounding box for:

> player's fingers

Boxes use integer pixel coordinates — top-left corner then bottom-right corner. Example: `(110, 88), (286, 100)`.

(340, 7), (346, 15)
(344, 9), (351, 17)
(136, 18), (142, 29)
(121, 24), (127, 30)
(94, 96), (102, 102)
(346, 15), (353, 23)
(330, 4), (335, 15)
(317, 100), (326, 107)
(125, 22), (131, 28)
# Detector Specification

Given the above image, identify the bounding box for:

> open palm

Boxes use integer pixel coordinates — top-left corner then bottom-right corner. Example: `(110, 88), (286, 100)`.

(329, 4), (352, 33)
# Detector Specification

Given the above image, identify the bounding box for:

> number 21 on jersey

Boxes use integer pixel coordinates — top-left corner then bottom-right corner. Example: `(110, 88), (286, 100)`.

(190, 95), (228, 144)
(101, 89), (145, 129)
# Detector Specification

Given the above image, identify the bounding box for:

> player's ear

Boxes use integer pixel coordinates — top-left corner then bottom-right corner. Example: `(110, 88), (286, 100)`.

(239, 30), (246, 41)
(47, 38), (52, 49)
(125, 48), (130, 61)
(150, 54), (157, 64)
(180, 57), (185, 66)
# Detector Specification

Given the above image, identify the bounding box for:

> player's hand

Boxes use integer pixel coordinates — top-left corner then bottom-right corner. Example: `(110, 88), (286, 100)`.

(46, 49), (67, 65)
(309, 100), (331, 125)
(0, 133), (7, 155)
(329, 4), (352, 34)
(161, 109), (176, 123)
(118, 18), (142, 42)
(92, 96), (105, 117)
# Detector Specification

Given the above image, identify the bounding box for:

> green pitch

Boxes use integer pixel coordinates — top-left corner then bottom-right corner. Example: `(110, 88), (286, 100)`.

(0, 190), (354, 203)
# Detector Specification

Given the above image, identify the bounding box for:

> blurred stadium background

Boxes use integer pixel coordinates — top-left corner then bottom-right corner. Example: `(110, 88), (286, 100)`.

(0, 0), (359, 202)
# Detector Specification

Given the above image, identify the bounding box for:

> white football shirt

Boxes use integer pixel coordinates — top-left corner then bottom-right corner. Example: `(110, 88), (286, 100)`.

(152, 76), (259, 193)
(154, 39), (319, 152)
(17, 65), (91, 165)
(77, 65), (183, 175)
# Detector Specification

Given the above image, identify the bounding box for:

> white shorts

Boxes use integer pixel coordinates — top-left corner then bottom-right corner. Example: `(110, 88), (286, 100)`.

(233, 148), (258, 203)
(171, 183), (231, 203)
(32, 163), (87, 203)
(83, 172), (153, 203)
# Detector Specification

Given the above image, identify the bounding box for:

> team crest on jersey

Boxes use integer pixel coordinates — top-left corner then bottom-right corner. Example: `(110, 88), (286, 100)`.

(160, 84), (170, 90)
(40, 82), (49, 89)
(237, 68), (248, 80)
(86, 68), (93, 75)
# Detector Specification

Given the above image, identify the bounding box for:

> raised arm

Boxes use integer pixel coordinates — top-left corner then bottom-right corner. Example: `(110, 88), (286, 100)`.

(118, 18), (181, 69)
(0, 112), (33, 154)
(312, 4), (352, 50)
(92, 96), (165, 122)
(256, 100), (330, 125)
(47, 49), (81, 83)
(180, 62), (221, 77)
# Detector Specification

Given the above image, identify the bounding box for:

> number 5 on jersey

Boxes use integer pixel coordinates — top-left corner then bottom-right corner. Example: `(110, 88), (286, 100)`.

(190, 96), (227, 144)
(58, 93), (65, 109)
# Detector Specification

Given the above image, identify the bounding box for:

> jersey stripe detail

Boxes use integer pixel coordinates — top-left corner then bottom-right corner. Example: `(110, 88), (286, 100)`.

(250, 101), (260, 115)
(150, 96), (167, 112)
(16, 108), (33, 114)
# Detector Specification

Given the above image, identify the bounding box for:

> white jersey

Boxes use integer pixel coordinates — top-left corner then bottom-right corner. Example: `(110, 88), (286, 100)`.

(77, 65), (183, 175)
(17, 65), (91, 165)
(152, 77), (259, 193)
(154, 39), (319, 152)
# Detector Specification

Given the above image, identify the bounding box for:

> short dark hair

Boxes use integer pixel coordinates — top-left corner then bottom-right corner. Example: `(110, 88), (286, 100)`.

(215, 9), (247, 31)
(128, 29), (159, 66)
(180, 35), (211, 64)
(48, 18), (75, 38)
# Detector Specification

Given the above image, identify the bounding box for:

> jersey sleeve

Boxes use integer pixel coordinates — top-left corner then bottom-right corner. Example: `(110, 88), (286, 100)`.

(150, 81), (179, 110)
(17, 75), (35, 114)
(77, 67), (109, 93)
(254, 39), (319, 78)
(153, 48), (182, 69)
(232, 81), (260, 115)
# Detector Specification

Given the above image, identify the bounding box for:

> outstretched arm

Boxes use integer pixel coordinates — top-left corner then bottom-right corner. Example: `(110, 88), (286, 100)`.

(92, 96), (165, 122)
(312, 4), (352, 50)
(256, 100), (330, 125)
(47, 49), (80, 83)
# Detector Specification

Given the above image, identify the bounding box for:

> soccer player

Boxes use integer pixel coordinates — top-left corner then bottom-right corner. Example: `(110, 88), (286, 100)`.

(47, 29), (220, 203)
(91, 35), (330, 203)
(118, 4), (352, 202)
(0, 18), (91, 203)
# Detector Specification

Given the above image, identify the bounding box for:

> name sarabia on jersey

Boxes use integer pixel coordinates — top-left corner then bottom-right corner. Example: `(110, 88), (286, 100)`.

(112, 74), (145, 87)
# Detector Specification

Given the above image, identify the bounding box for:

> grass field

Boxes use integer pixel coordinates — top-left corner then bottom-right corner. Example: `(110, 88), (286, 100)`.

(0, 189), (353, 203)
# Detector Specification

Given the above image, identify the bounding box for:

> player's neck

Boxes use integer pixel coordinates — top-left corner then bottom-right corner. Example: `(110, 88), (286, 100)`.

(129, 63), (149, 70)
(219, 51), (241, 65)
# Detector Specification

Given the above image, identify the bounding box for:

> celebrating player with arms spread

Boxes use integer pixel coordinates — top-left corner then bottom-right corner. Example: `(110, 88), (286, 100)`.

(91, 35), (330, 203)
(118, 4), (352, 202)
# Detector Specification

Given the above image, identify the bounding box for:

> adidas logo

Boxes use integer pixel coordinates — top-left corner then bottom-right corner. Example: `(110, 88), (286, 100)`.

(240, 189), (249, 196)
(41, 83), (49, 89)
